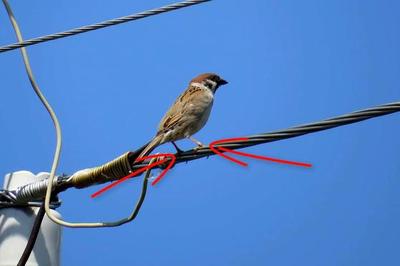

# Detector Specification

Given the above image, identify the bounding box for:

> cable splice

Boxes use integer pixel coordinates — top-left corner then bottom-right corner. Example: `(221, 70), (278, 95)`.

(15, 178), (58, 202)
(70, 152), (133, 188)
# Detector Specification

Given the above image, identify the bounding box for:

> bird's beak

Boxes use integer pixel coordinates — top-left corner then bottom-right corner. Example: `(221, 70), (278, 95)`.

(219, 79), (228, 85)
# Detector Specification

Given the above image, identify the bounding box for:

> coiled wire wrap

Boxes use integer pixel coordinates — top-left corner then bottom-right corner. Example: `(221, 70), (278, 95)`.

(70, 152), (133, 188)
(5, 152), (134, 203)
(14, 178), (59, 203)
(2, 157), (155, 227)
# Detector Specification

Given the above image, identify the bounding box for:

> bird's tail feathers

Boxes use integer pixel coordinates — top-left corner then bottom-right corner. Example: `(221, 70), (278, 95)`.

(136, 135), (163, 161)
(129, 140), (151, 162)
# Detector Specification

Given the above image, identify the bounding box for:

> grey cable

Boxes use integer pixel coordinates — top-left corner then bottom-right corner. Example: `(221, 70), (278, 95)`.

(0, 0), (211, 53)
(2, 0), (62, 205)
(2, 0), (62, 264)
(131, 101), (400, 170)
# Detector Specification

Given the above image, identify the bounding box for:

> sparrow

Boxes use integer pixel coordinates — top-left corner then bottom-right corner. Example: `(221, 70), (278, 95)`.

(136, 73), (228, 160)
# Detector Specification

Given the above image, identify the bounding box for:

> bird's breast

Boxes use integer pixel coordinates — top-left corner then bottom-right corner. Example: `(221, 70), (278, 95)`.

(184, 90), (214, 136)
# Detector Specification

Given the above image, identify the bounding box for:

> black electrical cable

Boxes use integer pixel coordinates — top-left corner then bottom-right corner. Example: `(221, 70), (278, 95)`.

(130, 101), (400, 170)
(17, 203), (46, 266)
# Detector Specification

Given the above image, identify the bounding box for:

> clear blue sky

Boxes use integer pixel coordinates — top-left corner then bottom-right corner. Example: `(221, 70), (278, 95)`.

(1, 0), (399, 265)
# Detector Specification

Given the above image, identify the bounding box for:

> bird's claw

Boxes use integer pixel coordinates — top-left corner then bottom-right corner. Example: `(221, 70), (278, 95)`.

(171, 141), (184, 154)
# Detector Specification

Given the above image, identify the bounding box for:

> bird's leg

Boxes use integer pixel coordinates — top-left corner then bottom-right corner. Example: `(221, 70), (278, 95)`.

(188, 136), (205, 149)
(171, 141), (184, 154)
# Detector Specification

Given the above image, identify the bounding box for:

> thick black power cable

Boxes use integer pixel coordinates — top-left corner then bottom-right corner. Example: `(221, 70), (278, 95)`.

(17, 203), (46, 266)
(14, 101), (399, 195)
(130, 101), (400, 169)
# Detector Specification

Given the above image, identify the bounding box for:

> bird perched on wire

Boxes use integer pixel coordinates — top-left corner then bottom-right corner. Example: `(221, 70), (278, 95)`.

(136, 73), (228, 160)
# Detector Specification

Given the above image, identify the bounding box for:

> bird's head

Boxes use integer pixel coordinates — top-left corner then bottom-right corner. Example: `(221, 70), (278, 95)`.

(190, 73), (228, 93)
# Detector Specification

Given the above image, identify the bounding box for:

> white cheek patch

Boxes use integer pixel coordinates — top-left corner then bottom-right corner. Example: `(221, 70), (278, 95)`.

(205, 79), (217, 91)
(191, 80), (218, 92)
(191, 82), (207, 89)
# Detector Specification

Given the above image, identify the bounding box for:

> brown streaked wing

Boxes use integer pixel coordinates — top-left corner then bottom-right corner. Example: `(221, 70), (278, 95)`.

(157, 85), (206, 134)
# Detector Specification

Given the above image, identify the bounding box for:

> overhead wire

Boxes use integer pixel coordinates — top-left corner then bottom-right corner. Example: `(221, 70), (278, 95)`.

(0, 0), (211, 53)
(130, 101), (400, 170)
(10, 101), (396, 200)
